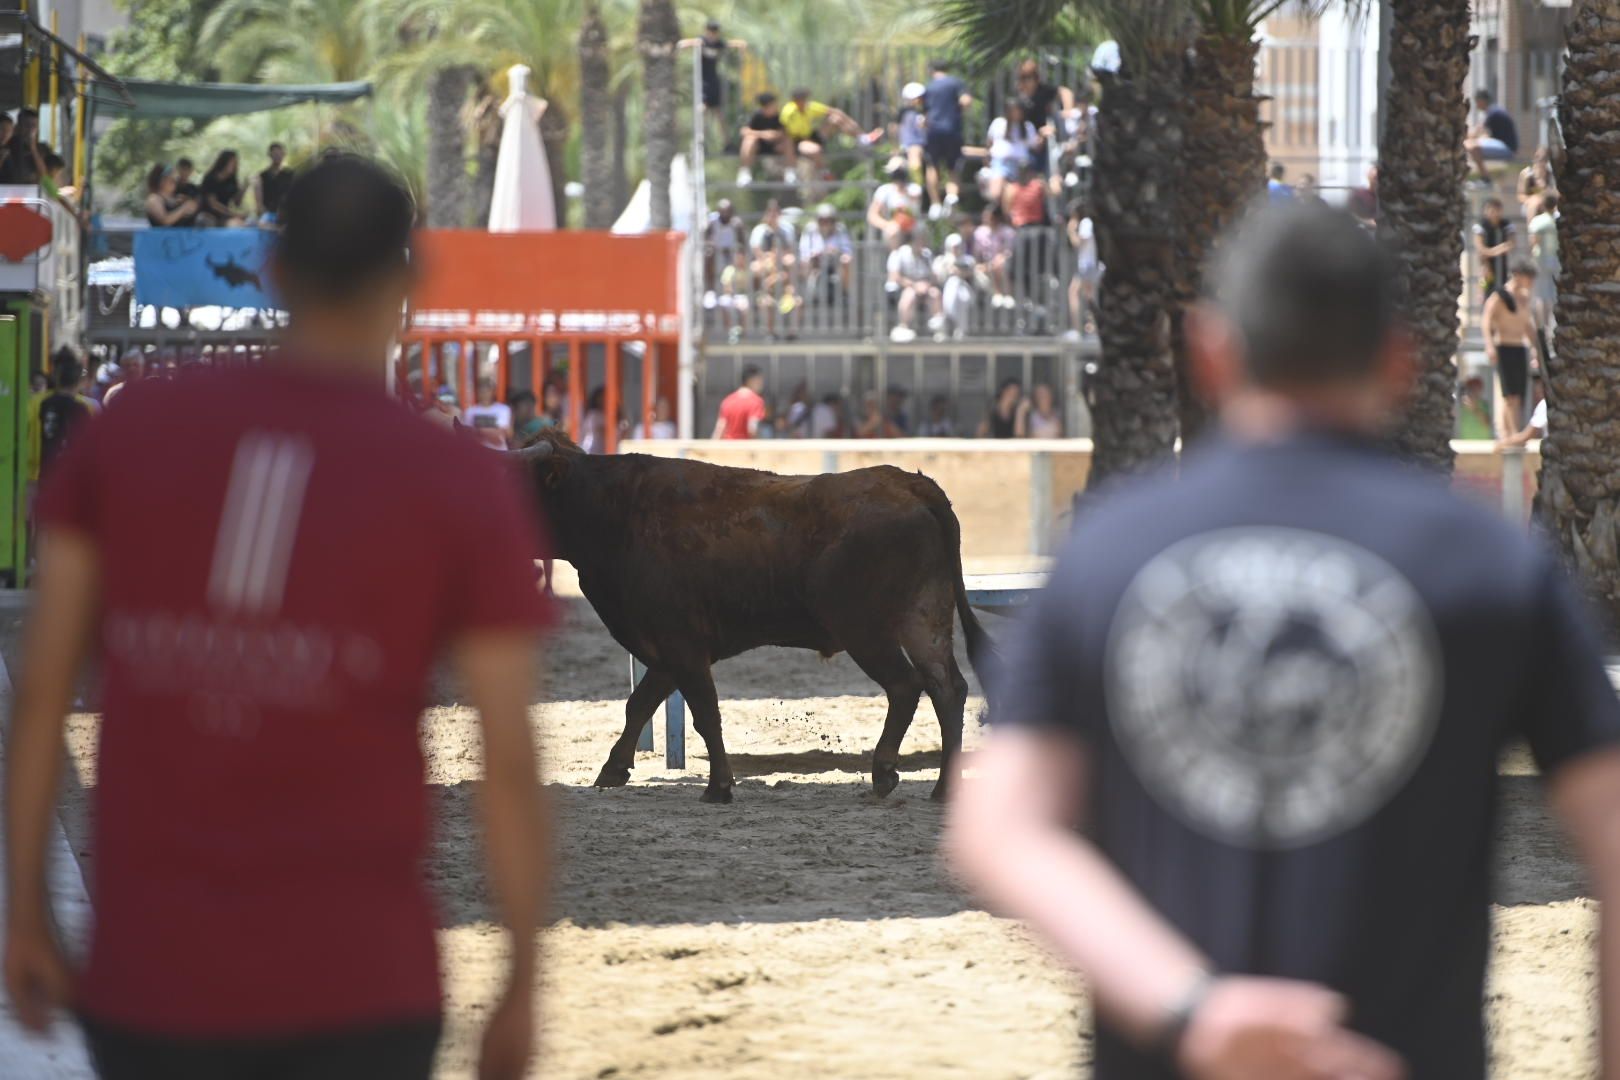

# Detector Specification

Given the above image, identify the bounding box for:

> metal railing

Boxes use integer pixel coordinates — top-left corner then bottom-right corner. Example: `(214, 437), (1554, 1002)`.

(698, 218), (1091, 344)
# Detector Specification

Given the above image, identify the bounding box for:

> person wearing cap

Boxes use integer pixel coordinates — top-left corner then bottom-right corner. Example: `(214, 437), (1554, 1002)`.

(897, 82), (929, 188)
(780, 87), (884, 181)
(679, 20), (747, 148)
(799, 204), (854, 298)
(867, 159), (921, 249)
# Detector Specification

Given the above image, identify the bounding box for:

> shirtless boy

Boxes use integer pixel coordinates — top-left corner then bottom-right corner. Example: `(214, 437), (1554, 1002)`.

(1482, 260), (1540, 438)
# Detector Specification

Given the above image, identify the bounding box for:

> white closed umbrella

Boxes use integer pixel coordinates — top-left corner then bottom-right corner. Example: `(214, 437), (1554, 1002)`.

(488, 64), (556, 232)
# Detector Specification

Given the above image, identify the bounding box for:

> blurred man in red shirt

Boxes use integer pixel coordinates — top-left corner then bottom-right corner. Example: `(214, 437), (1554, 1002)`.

(712, 365), (768, 439)
(5, 154), (551, 1080)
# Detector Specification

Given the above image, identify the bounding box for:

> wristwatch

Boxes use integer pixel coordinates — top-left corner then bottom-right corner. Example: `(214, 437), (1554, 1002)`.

(1155, 970), (1217, 1062)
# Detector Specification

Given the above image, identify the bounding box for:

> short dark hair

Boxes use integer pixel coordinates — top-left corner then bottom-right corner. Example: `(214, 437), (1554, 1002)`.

(1269, 162), (1286, 180)
(43, 152), (64, 171)
(17, 107), (37, 121)
(176, 157), (193, 170)
(269, 141), (285, 152)
(1483, 196), (1504, 211)
(274, 151), (415, 304)
(508, 389), (537, 408)
(757, 91), (777, 107)
(51, 349), (82, 390)
(1541, 192), (1560, 211)
(1474, 88), (1493, 104)
(1510, 259), (1539, 280)
(931, 58), (951, 72)
(741, 365), (763, 384)
(791, 87), (810, 100)
(705, 18), (722, 31)
(1212, 202), (1399, 388)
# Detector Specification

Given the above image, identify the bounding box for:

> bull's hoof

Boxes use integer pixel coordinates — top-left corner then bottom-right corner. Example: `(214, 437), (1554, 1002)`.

(929, 778), (951, 802)
(699, 785), (734, 804)
(872, 765), (900, 798)
(593, 764), (632, 789)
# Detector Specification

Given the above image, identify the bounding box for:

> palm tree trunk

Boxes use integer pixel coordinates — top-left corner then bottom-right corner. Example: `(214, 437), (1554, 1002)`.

(580, 3), (616, 229)
(540, 99), (572, 228)
(426, 65), (475, 227)
(1536, 0), (1620, 628)
(1380, 0), (1473, 471)
(1088, 61), (1185, 489)
(1171, 31), (1266, 449)
(612, 82), (631, 216)
(639, 0), (680, 231)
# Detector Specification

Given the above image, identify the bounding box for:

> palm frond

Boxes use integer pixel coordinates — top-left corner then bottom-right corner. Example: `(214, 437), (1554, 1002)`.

(933, 0), (1074, 73)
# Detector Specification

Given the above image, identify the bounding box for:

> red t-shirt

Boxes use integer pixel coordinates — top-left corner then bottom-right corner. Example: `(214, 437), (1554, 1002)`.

(717, 386), (767, 439)
(34, 362), (551, 1037)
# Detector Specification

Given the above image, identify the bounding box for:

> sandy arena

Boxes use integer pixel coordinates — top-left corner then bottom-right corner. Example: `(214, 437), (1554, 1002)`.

(36, 566), (1599, 1079)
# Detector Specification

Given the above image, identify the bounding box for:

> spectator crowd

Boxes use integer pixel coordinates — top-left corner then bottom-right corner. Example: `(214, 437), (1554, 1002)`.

(143, 143), (296, 228)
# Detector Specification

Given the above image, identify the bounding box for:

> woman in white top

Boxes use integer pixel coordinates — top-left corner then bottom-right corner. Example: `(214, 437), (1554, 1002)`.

(1018, 382), (1063, 438)
(985, 100), (1039, 203)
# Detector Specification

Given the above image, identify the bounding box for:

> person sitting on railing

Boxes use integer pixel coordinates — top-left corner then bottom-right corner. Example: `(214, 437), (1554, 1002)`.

(1497, 394), (1548, 451)
(749, 200), (799, 340)
(1517, 146), (1555, 220)
(1015, 60), (1075, 172)
(984, 100), (1040, 205)
(143, 166), (199, 229)
(799, 205), (854, 302)
(896, 83), (928, 188)
(679, 19), (748, 151)
(887, 229), (943, 344)
(780, 88), (883, 182)
(1465, 89), (1518, 188)
(255, 142), (295, 223)
(932, 233), (977, 340)
(173, 157), (201, 210)
(705, 198), (745, 290)
(1004, 164), (1052, 321)
(975, 205), (1017, 310)
(32, 146), (89, 232)
(924, 60), (973, 220)
(737, 92), (795, 187)
(868, 160), (921, 249)
(197, 150), (247, 226)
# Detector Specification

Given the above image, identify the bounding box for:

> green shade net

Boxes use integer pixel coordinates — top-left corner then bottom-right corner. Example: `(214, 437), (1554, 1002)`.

(117, 78), (372, 119)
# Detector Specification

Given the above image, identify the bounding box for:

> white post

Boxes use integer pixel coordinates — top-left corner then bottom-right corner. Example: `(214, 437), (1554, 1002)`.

(680, 43), (708, 440)
(1501, 448), (1526, 523)
(1030, 451), (1054, 556)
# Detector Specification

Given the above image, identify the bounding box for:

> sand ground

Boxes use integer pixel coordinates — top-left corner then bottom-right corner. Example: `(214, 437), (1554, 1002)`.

(36, 568), (1599, 1079)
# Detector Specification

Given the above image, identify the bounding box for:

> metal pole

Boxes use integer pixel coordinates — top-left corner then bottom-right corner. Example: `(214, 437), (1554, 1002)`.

(680, 42), (707, 439)
(1501, 447), (1526, 523)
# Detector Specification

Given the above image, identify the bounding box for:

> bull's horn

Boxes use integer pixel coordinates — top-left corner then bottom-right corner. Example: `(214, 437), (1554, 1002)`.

(510, 441), (555, 462)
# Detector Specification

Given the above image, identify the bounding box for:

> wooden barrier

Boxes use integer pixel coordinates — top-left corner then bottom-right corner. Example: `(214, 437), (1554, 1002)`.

(623, 438), (1541, 560)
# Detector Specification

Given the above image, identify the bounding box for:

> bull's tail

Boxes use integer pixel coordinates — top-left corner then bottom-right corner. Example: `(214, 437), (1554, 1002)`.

(922, 485), (998, 697)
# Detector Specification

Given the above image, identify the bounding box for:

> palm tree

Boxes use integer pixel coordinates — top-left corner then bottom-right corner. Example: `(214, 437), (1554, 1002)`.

(639, 0), (680, 231)
(199, 0), (386, 86)
(1380, 0), (1473, 471)
(1170, 2), (1291, 446)
(1536, 0), (1620, 625)
(580, 2), (617, 229)
(942, 0), (1193, 487)
(425, 67), (476, 226)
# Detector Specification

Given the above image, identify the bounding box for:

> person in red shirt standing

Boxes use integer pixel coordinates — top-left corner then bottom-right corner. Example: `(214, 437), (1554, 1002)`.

(712, 365), (769, 439)
(4, 153), (551, 1080)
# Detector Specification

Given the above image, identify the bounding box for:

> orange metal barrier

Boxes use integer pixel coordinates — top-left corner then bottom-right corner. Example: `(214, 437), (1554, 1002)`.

(401, 230), (685, 453)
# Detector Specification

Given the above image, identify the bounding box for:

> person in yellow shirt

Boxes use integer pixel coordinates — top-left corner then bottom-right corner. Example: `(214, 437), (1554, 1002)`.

(780, 87), (883, 179)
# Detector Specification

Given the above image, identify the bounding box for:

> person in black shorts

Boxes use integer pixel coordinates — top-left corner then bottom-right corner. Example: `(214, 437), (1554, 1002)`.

(922, 60), (973, 218)
(680, 20), (746, 148)
(1484, 261), (1541, 436)
(737, 92), (794, 186)
(948, 203), (1620, 1080)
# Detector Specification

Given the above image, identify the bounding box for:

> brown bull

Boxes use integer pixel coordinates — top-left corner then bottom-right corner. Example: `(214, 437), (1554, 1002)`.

(512, 430), (992, 803)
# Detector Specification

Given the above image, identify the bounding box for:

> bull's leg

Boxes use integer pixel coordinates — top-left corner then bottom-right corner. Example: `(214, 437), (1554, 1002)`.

(673, 668), (735, 804)
(846, 645), (924, 797)
(593, 668), (679, 789)
(913, 651), (969, 802)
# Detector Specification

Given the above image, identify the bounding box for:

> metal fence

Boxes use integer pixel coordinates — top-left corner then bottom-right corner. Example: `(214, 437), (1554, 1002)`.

(699, 218), (1089, 344)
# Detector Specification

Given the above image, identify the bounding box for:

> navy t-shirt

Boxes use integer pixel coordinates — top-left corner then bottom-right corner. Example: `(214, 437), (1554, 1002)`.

(924, 75), (967, 138)
(994, 431), (1620, 1080)
(1485, 104), (1520, 153)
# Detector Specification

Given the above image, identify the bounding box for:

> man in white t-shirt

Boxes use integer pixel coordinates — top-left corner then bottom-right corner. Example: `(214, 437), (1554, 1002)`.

(463, 378), (514, 448)
(887, 230), (942, 342)
(867, 161), (920, 248)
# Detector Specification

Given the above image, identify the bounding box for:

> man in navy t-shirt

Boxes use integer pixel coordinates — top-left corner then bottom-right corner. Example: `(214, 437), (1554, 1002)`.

(1467, 88), (1520, 183)
(948, 203), (1620, 1079)
(922, 59), (972, 219)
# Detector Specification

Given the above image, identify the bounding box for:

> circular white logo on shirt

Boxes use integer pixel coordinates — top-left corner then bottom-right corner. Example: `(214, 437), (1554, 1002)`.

(1105, 528), (1441, 849)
